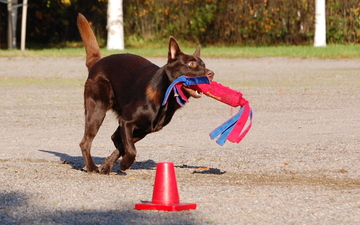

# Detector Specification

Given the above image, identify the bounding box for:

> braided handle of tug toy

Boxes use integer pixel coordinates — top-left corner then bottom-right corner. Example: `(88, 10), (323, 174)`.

(162, 76), (253, 146)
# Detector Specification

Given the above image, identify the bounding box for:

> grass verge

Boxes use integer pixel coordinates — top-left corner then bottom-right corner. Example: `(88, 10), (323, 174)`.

(0, 44), (360, 58)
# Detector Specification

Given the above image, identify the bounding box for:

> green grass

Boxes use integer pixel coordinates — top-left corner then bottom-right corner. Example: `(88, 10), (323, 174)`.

(201, 45), (360, 58)
(1, 44), (360, 58)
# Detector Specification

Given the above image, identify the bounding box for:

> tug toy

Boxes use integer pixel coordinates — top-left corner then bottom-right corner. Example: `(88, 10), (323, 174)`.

(162, 76), (253, 146)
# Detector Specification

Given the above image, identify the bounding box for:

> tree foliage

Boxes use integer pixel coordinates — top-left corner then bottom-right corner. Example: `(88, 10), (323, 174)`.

(124, 0), (360, 46)
(0, 0), (359, 48)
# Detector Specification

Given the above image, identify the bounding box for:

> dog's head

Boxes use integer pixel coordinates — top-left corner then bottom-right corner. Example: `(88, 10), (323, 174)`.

(165, 36), (214, 99)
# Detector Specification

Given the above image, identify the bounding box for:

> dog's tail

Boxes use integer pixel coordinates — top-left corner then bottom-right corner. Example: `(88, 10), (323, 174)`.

(77, 13), (101, 71)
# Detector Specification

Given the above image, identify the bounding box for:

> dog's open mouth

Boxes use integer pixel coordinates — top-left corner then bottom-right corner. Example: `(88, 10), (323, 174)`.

(182, 86), (203, 98)
(181, 75), (213, 98)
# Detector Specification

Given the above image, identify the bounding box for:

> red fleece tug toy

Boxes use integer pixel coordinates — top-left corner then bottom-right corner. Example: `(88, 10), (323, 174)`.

(162, 76), (252, 146)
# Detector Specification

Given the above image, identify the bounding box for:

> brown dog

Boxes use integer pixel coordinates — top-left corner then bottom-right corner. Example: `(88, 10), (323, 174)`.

(77, 13), (214, 174)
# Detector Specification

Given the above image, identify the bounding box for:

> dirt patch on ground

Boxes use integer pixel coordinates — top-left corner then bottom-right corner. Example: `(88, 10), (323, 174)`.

(0, 56), (359, 224)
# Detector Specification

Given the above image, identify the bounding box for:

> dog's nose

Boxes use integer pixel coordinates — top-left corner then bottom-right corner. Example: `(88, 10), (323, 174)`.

(206, 70), (214, 80)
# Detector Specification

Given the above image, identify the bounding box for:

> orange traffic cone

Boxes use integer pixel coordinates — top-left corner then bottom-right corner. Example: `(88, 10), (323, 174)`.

(135, 162), (197, 211)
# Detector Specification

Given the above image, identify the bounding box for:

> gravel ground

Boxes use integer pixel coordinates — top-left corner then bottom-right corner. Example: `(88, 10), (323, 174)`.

(0, 56), (359, 224)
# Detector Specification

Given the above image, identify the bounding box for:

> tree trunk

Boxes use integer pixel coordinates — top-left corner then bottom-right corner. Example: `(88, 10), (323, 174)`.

(314, 0), (326, 47)
(8, 0), (18, 49)
(21, 0), (28, 51)
(107, 0), (125, 50)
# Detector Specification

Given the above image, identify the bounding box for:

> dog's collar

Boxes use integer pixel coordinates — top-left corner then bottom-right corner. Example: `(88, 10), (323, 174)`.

(162, 76), (211, 106)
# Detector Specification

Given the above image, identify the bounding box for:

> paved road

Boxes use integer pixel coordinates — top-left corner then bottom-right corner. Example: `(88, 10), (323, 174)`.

(0, 56), (359, 224)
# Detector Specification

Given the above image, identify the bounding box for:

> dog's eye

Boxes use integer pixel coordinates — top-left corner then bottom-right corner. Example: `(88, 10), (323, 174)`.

(188, 61), (197, 68)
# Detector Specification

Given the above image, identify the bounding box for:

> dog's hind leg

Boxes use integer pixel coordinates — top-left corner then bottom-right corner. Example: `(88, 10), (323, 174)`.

(111, 126), (126, 156)
(99, 126), (147, 174)
(79, 80), (111, 173)
(79, 98), (107, 172)
(98, 149), (120, 174)
(98, 126), (122, 174)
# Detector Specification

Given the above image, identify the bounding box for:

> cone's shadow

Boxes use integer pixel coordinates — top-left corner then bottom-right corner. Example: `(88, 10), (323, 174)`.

(176, 164), (226, 175)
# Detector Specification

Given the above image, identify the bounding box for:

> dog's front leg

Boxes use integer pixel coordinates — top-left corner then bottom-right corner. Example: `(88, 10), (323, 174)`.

(98, 149), (120, 174)
(98, 127), (123, 174)
(119, 121), (137, 171)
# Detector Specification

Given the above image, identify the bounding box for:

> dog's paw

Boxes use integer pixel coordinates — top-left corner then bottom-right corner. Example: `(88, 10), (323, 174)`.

(86, 166), (99, 173)
(120, 162), (129, 171)
(120, 160), (133, 171)
(120, 154), (136, 171)
(98, 164), (112, 175)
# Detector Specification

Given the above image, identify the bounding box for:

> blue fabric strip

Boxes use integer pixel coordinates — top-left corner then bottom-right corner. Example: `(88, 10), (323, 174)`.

(183, 76), (210, 86)
(215, 124), (235, 146)
(209, 107), (244, 139)
(174, 87), (186, 106)
(209, 106), (247, 146)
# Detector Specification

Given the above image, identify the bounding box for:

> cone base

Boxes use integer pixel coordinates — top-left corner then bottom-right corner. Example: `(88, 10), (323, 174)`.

(135, 202), (197, 211)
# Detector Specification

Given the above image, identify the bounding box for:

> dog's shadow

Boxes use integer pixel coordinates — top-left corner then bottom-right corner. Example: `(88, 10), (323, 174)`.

(38, 150), (157, 175)
(38, 150), (225, 175)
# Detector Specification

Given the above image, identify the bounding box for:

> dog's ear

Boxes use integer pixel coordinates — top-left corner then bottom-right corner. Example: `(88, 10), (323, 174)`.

(168, 36), (182, 60)
(193, 44), (201, 57)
